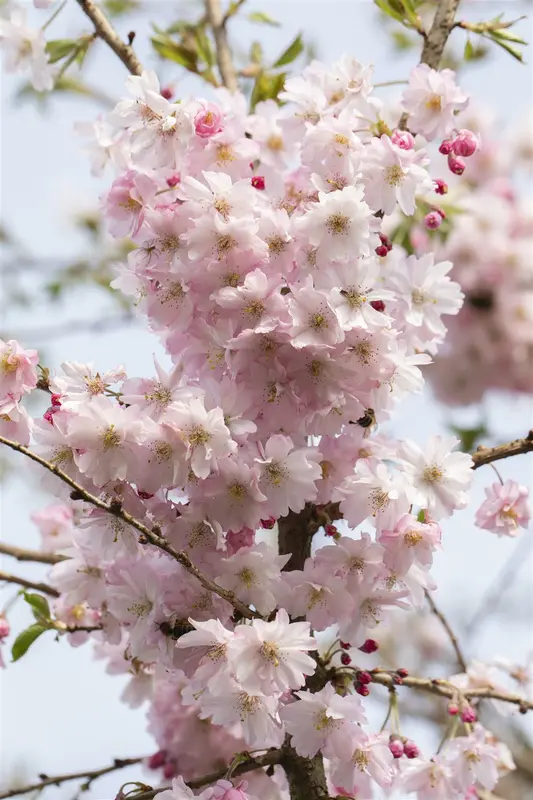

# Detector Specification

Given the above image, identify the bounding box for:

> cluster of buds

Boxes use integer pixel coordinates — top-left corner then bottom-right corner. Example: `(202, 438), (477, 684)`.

(439, 129), (480, 176)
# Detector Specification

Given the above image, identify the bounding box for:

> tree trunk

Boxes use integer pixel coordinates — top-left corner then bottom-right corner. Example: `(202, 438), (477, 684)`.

(281, 743), (330, 800)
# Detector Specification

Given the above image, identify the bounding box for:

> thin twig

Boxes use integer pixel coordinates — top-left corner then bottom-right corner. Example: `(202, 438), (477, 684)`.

(135, 749), (282, 800)
(0, 758), (143, 800)
(0, 571), (59, 598)
(424, 589), (467, 672)
(75, 0), (143, 76)
(205, 0), (239, 92)
(0, 542), (65, 566)
(472, 432), (533, 469)
(0, 435), (255, 620)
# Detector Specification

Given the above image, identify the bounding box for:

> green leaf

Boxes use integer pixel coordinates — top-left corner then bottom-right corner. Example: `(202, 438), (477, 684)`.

(450, 423), (487, 453)
(489, 28), (527, 46)
(248, 11), (280, 26)
(464, 38), (474, 60)
(250, 41), (263, 65)
(489, 35), (524, 62)
(398, 0), (421, 28)
(12, 624), (48, 662)
(193, 26), (215, 67)
(250, 71), (286, 110)
(23, 593), (51, 622)
(272, 33), (304, 69)
(416, 509), (426, 523)
(45, 39), (78, 64)
(374, 0), (405, 25)
(103, 0), (139, 15)
(151, 34), (198, 72)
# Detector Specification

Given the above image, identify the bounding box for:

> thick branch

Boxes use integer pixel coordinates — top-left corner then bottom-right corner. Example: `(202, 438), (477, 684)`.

(280, 744), (329, 800)
(420, 0), (462, 69)
(0, 542), (65, 566)
(0, 758), (143, 800)
(205, 0), (238, 91)
(424, 589), (467, 672)
(0, 436), (255, 620)
(134, 749), (282, 800)
(75, 0), (143, 75)
(0, 570), (59, 598)
(472, 432), (533, 469)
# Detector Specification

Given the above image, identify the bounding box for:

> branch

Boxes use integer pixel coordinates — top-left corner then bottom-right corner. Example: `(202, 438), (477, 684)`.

(0, 436), (255, 620)
(205, 0), (239, 91)
(424, 589), (467, 672)
(134, 749), (282, 800)
(75, 0), (143, 76)
(420, 0), (462, 69)
(0, 570), (59, 598)
(0, 758), (143, 800)
(0, 542), (65, 566)
(472, 431), (533, 469)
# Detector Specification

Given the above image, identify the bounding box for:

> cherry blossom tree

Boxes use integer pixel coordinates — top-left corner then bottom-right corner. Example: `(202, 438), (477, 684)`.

(0, 2), (532, 800)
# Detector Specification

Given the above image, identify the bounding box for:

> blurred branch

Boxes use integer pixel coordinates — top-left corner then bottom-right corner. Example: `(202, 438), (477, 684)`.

(75, 0), (143, 75)
(0, 436), (257, 621)
(0, 758), (143, 800)
(205, 0), (239, 91)
(424, 589), (467, 672)
(0, 542), (65, 566)
(0, 571), (59, 598)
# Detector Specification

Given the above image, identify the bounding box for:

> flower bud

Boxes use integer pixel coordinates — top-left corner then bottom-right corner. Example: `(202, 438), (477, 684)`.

(460, 705), (477, 723)
(403, 739), (420, 759)
(340, 641), (351, 650)
(50, 393), (62, 407)
(396, 667), (409, 678)
(425, 211), (443, 230)
(355, 683), (370, 696)
(389, 737), (404, 758)
(439, 139), (453, 155)
(260, 516), (276, 529)
(160, 87), (174, 100)
(340, 652), (352, 666)
(162, 762), (176, 780)
(166, 173), (180, 188)
(452, 129), (479, 158)
(370, 300), (386, 313)
(434, 178), (448, 195)
(194, 104), (223, 138)
(357, 670), (372, 685)
(447, 703), (459, 716)
(147, 750), (167, 770)
(359, 638), (379, 654)
(251, 176), (266, 190)
(391, 129), (415, 151)
(0, 615), (10, 640)
(325, 523), (338, 537)
(448, 154), (466, 175)
(375, 245), (389, 257)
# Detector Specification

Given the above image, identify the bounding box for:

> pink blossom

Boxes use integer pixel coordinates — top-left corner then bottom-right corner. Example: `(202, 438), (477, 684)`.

(379, 513), (442, 573)
(255, 434), (322, 517)
(401, 64), (469, 140)
(332, 731), (394, 791)
(195, 103), (224, 138)
(475, 480), (530, 536)
(211, 779), (250, 800)
(0, 339), (38, 399)
(31, 503), (74, 552)
(103, 170), (157, 238)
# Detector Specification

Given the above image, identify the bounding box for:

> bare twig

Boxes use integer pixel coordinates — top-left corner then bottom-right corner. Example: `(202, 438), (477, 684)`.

(75, 0), (143, 76)
(205, 0), (239, 91)
(0, 436), (255, 620)
(472, 432), (533, 469)
(0, 542), (65, 566)
(0, 758), (143, 800)
(424, 589), (468, 672)
(0, 570), (59, 598)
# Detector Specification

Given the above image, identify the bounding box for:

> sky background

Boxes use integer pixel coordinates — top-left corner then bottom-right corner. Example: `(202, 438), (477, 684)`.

(0, 1), (532, 798)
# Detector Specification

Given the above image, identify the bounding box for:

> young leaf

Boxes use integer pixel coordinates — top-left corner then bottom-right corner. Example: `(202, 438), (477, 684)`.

(248, 11), (280, 26)
(488, 34), (524, 62)
(250, 72), (286, 110)
(151, 34), (199, 72)
(374, 0), (406, 25)
(250, 41), (263, 65)
(23, 592), (51, 622)
(193, 26), (215, 67)
(12, 624), (48, 662)
(45, 39), (78, 64)
(272, 33), (304, 69)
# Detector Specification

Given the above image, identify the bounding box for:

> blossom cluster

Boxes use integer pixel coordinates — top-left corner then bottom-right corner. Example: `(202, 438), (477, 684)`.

(1, 54), (530, 800)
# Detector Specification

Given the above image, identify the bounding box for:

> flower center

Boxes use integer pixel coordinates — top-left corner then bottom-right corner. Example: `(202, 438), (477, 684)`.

(351, 339), (375, 365)
(237, 693), (261, 719)
(267, 235), (287, 255)
(353, 750), (369, 771)
(260, 641), (280, 666)
(334, 133), (350, 147)
(216, 233), (237, 258)
(238, 567), (256, 588)
(384, 165), (404, 187)
(370, 488), (389, 513)
(314, 710), (336, 731)
(307, 586), (326, 608)
(348, 556), (365, 574)
(243, 299), (265, 320)
(265, 461), (287, 486)
(214, 197), (231, 218)
(425, 93), (443, 111)
(188, 426), (211, 447)
(189, 522), (213, 547)
(411, 288), (428, 305)
(146, 384), (172, 407)
(404, 530), (423, 547)
(127, 600), (153, 618)
(155, 441), (173, 462)
(266, 134), (284, 151)
(309, 312), (329, 331)
(423, 465), (443, 484)
(326, 212), (350, 235)
(341, 288), (366, 309)
(1, 354), (18, 373)
(85, 375), (105, 395)
(102, 425), (121, 451)
(216, 144), (235, 165)
(228, 483), (247, 501)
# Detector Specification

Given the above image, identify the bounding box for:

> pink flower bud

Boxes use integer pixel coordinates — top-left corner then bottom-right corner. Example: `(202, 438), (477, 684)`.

(376, 244), (389, 257)
(160, 87), (174, 100)
(379, 233), (393, 251)
(50, 393), (62, 407)
(452, 129), (479, 158)
(166, 173), (180, 188)
(370, 300), (386, 312)
(194, 104), (224, 138)
(0, 615), (10, 640)
(391, 129), (415, 150)
(357, 670), (372, 685)
(325, 523), (338, 537)
(260, 516), (276, 530)
(396, 667), (409, 678)
(447, 703), (459, 716)
(439, 139), (454, 155)
(359, 638), (379, 654)
(251, 176), (266, 190)
(448, 154), (466, 175)
(147, 750), (167, 770)
(137, 490), (155, 500)
(43, 407), (57, 424)
(434, 178), (448, 195)
(389, 738), (404, 758)
(355, 683), (370, 696)
(403, 740), (420, 759)
(425, 211), (443, 230)
(340, 641), (351, 650)
(162, 761), (176, 780)
(460, 705), (477, 723)
(341, 652), (351, 665)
